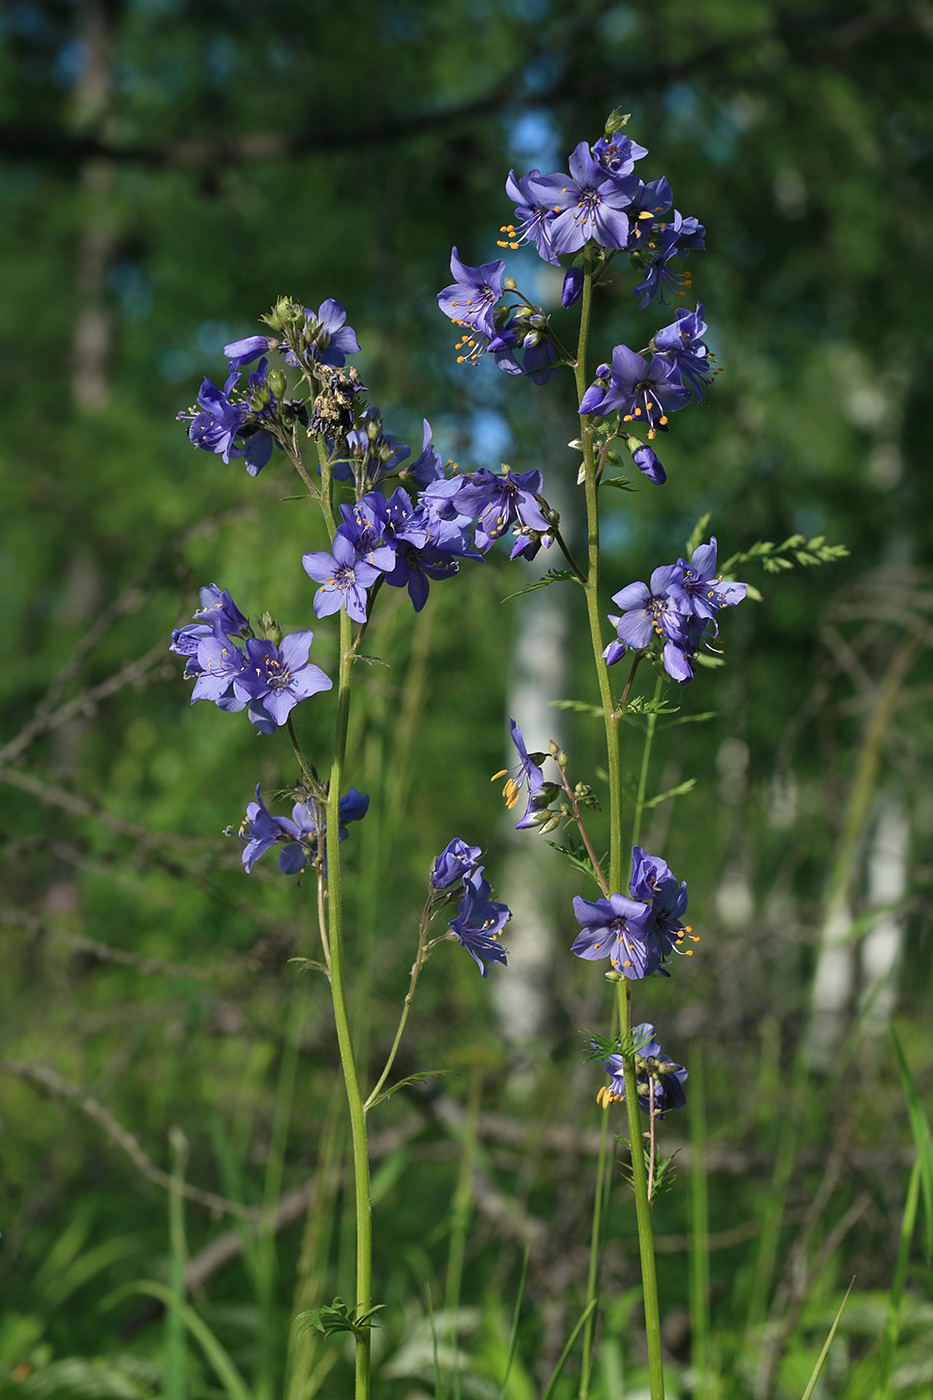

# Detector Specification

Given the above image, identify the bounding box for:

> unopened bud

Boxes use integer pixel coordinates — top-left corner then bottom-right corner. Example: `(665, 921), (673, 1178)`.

(258, 610), (282, 646)
(604, 107), (631, 136)
(539, 814), (561, 834)
(267, 368), (286, 399)
(549, 740), (560, 759)
(605, 969), (623, 982)
(269, 296), (302, 329)
(557, 750), (568, 768)
(502, 276), (517, 291)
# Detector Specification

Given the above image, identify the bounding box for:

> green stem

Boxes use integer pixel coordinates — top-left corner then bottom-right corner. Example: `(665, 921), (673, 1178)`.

(325, 605), (372, 1400)
(617, 979), (665, 1400)
(578, 993), (618, 1400)
(364, 895), (435, 1111)
(574, 248), (664, 1400)
(632, 675), (663, 850)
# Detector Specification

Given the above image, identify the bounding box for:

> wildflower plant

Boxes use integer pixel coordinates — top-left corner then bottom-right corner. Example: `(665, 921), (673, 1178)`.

(171, 108), (845, 1400)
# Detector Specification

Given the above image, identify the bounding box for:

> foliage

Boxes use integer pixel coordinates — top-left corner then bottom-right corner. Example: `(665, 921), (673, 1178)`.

(2, 0), (932, 1397)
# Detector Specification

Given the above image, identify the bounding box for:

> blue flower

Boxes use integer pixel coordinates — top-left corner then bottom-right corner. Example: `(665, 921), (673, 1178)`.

(579, 344), (691, 435)
(431, 838), (482, 891)
(302, 530), (384, 623)
(192, 584), (250, 636)
(676, 537), (747, 619)
(571, 893), (656, 978)
(493, 717), (548, 830)
(632, 210), (706, 309)
(548, 141), (635, 254)
(240, 786), (369, 875)
(629, 845), (692, 965)
(448, 866), (510, 976)
(437, 248), (506, 341)
(223, 334), (279, 371)
(499, 168), (563, 264)
(286, 299), (361, 369)
(235, 631), (333, 732)
(652, 304), (714, 401)
(449, 468), (550, 553)
(185, 372), (248, 463)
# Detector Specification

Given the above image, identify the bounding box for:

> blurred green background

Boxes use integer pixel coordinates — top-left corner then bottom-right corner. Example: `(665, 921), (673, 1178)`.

(2, 1), (932, 1396)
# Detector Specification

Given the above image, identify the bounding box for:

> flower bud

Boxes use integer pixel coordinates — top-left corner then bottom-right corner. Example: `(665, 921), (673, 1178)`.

(557, 750), (568, 768)
(605, 969), (623, 982)
(269, 296), (302, 330)
(624, 436), (666, 485)
(502, 276), (517, 291)
(548, 740), (561, 759)
(604, 107), (631, 136)
(258, 611), (282, 646)
(539, 814), (561, 834)
(267, 368), (286, 399)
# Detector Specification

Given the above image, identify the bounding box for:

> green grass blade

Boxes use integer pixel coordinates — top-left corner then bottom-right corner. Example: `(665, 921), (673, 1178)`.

(166, 1128), (189, 1400)
(104, 1281), (253, 1400)
(689, 1045), (711, 1400)
(426, 1282), (445, 1400)
(497, 1248), (529, 1400)
(874, 1158), (920, 1400)
(540, 1299), (597, 1400)
(799, 1277), (854, 1400)
(891, 1028), (933, 1261)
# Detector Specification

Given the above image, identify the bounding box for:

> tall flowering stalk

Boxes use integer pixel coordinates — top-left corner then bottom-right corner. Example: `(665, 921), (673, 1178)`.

(172, 111), (754, 1400)
(440, 110), (745, 1398)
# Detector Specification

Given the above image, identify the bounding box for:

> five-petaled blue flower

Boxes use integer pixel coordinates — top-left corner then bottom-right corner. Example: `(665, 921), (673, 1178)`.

(437, 248), (506, 341)
(571, 892), (657, 979)
(448, 866), (510, 976)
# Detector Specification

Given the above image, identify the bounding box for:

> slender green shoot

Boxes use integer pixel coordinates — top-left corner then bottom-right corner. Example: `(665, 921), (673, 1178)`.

(874, 1159), (920, 1400)
(800, 1277), (854, 1400)
(689, 1046), (711, 1400)
(540, 1299), (597, 1400)
(496, 1248), (530, 1400)
(105, 1281), (254, 1400)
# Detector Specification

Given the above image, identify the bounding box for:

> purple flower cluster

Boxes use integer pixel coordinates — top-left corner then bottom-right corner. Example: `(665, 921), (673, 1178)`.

(596, 1024), (688, 1117)
(181, 300), (360, 476)
(302, 460), (552, 620)
(497, 132), (703, 301)
(577, 305), (714, 486)
(436, 249), (558, 384)
(240, 786), (369, 875)
(170, 588), (332, 732)
(571, 845), (692, 980)
(430, 839), (510, 977)
(603, 537), (747, 683)
(180, 357), (290, 477)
